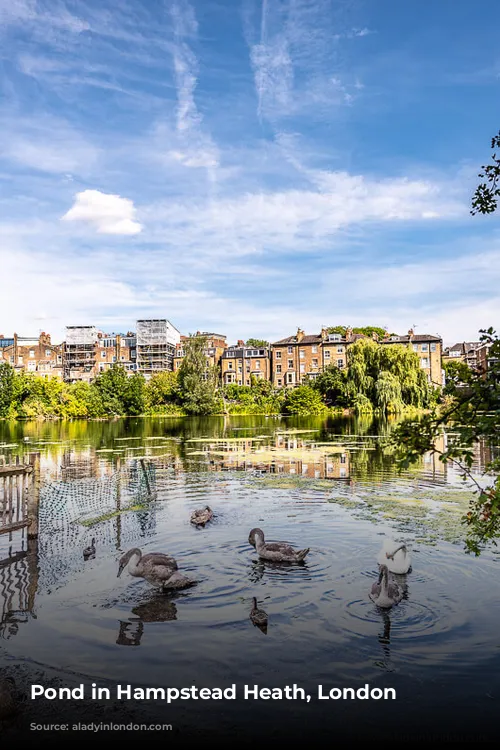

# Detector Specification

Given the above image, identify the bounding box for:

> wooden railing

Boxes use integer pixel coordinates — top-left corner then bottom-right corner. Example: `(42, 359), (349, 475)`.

(0, 453), (40, 539)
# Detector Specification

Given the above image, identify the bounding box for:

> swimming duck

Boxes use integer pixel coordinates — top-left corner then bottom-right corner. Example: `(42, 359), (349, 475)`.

(369, 564), (403, 609)
(83, 538), (96, 559)
(117, 548), (195, 591)
(248, 528), (310, 562)
(249, 597), (268, 633)
(0, 676), (21, 719)
(190, 506), (213, 526)
(377, 539), (411, 574)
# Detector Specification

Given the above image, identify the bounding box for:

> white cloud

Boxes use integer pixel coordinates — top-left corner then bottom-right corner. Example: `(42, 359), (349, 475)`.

(61, 190), (142, 235)
(167, 0), (219, 178)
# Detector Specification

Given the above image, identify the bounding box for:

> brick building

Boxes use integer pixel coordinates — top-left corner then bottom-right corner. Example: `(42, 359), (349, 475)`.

(221, 341), (271, 385)
(0, 332), (63, 378)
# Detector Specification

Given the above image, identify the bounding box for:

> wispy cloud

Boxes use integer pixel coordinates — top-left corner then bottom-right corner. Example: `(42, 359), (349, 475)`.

(167, 0), (219, 179)
(61, 190), (142, 235)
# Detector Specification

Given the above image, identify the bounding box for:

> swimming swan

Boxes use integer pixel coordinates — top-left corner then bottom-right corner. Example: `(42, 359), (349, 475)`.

(369, 564), (403, 609)
(377, 539), (411, 574)
(117, 548), (195, 590)
(248, 528), (309, 562)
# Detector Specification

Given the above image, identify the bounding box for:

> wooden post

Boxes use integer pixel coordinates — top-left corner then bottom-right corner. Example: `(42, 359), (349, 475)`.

(27, 453), (40, 540)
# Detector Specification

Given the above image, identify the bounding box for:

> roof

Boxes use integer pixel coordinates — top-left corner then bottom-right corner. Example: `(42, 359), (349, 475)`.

(381, 334), (442, 343)
(445, 341), (481, 352)
(272, 334), (323, 345)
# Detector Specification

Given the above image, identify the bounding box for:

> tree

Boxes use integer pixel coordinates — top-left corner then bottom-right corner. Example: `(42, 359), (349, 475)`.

(93, 364), (130, 415)
(442, 360), (471, 394)
(392, 328), (500, 555)
(312, 365), (349, 406)
(471, 131), (500, 215)
(177, 335), (220, 415)
(0, 363), (15, 417)
(146, 371), (179, 409)
(246, 338), (269, 348)
(283, 385), (327, 415)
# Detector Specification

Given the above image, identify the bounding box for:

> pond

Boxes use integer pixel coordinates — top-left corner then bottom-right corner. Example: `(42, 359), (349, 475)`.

(0, 414), (499, 741)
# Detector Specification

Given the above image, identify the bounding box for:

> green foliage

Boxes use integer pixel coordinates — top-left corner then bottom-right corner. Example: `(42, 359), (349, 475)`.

(283, 385), (327, 416)
(145, 371), (180, 411)
(93, 365), (146, 416)
(222, 380), (284, 415)
(392, 328), (500, 556)
(0, 363), (15, 417)
(177, 335), (221, 415)
(312, 365), (349, 406)
(471, 131), (500, 215)
(245, 338), (269, 348)
(442, 359), (471, 394)
(327, 325), (396, 338)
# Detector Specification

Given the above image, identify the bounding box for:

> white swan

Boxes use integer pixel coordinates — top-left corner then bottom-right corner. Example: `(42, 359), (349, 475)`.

(377, 539), (411, 574)
(369, 565), (403, 609)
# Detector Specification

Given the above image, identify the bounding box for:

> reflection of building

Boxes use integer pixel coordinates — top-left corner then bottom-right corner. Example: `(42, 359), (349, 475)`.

(221, 343), (271, 385)
(136, 319), (181, 378)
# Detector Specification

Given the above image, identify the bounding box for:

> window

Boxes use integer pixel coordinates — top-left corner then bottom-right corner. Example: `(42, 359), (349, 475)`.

(255, 361), (260, 370)
(337, 359), (344, 368)
(413, 344), (418, 352)
(259, 349), (265, 355)
(312, 358), (318, 368)
(337, 346), (344, 354)
(324, 350), (331, 359)
(430, 343), (436, 352)
(276, 364), (282, 373)
(421, 358), (429, 368)
(340, 467), (346, 478)
(18, 356), (23, 364)
(288, 346), (293, 354)
(421, 344), (428, 352)
(288, 359), (293, 369)
(277, 378), (282, 386)
(340, 454), (346, 464)
(45, 349), (51, 357)
(101, 351), (106, 358)
(287, 373), (294, 383)
(57, 355), (62, 363)
(131, 350), (136, 358)
(299, 349), (305, 359)
(312, 345), (318, 353)
(228, 362), (233, 369)
(29, 349), (35, 358)
(300, 363), (305, 373)
(27, 361), (36, 371)
(275, 350), (281, 359)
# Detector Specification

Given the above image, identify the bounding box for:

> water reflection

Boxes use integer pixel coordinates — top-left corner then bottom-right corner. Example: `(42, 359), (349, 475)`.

(116, 597), (178, 646)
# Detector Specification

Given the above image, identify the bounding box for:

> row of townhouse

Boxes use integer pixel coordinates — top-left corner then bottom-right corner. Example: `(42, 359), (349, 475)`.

(2, 322), (469, 389)
(218, 327), (444, 389)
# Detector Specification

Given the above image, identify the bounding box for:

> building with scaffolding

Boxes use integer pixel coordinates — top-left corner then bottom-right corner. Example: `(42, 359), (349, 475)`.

(136, 319), (181, 377)
(63, 326), (98, 382)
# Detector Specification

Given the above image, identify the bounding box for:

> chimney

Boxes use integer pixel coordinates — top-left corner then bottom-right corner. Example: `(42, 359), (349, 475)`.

(383, 330), (390, 341)
(321, 327), (327, 340)
(296, 327), (304, 342)
(408, 328), (414, 336)
(346, 327), (353, 342)
(237, 339), (245, 346)
(371, 332), (378, 341)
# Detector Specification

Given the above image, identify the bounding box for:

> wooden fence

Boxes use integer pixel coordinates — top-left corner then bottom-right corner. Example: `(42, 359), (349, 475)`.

(0, 453), (40, 540)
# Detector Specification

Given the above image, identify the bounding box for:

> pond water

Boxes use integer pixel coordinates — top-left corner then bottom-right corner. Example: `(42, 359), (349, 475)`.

(0, 415), (499, 741)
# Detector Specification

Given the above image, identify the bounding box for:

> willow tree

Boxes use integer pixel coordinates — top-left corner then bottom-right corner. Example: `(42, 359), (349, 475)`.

(177, 335), (220, 415)
(345, 339), (431, 412)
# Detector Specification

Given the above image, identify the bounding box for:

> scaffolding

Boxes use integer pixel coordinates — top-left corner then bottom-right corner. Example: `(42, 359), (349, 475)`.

(136, 319), (180, 376)
(63, 326), (98, 382)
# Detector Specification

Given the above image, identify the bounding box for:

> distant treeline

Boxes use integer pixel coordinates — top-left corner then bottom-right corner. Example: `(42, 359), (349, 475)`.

(0, 337), (435, 419)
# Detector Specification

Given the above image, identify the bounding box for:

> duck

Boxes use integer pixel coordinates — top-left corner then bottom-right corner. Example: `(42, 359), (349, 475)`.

(377, 539), (411, 574)
(369, 564), (403, 609)
(83, 538), (96, 559)
(0, 676), (21, 719)
(248, 528), (310, 563)
(250, 597), (268, 633)
(190, 506), (213, 526)
(117, 548), (195, 591)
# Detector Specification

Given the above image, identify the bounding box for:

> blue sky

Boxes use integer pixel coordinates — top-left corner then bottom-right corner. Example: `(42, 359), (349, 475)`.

(0, 0), (499, 346)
